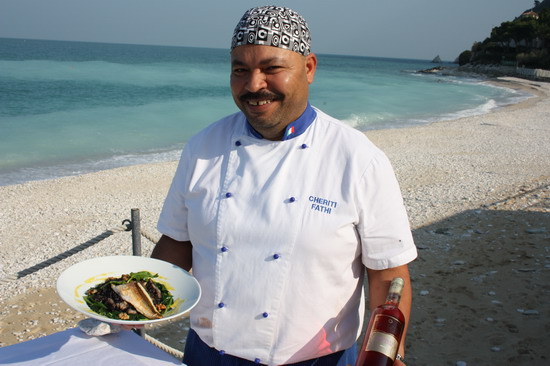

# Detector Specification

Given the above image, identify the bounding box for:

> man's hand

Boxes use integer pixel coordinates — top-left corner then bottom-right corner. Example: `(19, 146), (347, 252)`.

(394, 358), (406, 366)
(346, 355), (406, 366)
(78, 318), (121, 336)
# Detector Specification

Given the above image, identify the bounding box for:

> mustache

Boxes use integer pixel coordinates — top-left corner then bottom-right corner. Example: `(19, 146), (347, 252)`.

(239, 91), (283, 102)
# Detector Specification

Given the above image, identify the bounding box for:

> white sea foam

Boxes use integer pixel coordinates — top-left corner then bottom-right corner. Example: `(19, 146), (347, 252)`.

(0, 147), (184, 186)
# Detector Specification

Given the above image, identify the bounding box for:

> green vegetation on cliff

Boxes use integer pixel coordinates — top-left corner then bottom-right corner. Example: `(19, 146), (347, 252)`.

(459, 0), (550, 69)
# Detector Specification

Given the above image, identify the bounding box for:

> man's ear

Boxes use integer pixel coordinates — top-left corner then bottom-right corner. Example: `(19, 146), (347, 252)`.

(305, 53), (317, 84)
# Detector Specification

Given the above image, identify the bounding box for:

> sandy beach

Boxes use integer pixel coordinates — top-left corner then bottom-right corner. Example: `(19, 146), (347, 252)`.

(0, 76), (548, 365)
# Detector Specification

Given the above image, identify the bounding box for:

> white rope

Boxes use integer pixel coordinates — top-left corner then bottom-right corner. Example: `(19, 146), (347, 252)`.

(140, 228), (160, 244)
(142, 332), (184, 360)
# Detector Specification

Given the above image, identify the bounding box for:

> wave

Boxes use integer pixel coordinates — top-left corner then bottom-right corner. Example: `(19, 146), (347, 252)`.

(344, 92), (534, 131)
(0, 147), (184, 186)
(435, 99), (499, 121)
(0, 59), (229, 87)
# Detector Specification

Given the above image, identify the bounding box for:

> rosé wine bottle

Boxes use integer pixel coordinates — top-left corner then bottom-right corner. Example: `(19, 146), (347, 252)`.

(356, 277), (405, 366)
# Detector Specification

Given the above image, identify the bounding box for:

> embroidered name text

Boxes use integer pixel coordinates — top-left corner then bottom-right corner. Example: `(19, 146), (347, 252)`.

(309, 196), (337, 214)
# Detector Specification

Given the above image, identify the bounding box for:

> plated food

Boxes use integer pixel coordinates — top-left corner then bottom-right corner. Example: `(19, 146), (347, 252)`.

(57, 256), (201, 325)
(84, 271), (174, 321)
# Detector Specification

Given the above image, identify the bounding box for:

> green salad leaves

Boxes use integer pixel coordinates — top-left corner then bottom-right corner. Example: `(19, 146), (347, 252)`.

(84, 271), (174, 321)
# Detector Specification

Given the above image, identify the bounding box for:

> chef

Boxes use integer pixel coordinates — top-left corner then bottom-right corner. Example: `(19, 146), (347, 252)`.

(153, 5), (417, 366)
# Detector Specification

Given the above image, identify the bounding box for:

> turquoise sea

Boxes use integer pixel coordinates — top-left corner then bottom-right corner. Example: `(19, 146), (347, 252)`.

(0, 38), (532, 186)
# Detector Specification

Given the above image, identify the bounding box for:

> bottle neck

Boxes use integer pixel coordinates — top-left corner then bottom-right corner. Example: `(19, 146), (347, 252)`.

(385, 292), (401, 306)
(385, 278), (404, 306)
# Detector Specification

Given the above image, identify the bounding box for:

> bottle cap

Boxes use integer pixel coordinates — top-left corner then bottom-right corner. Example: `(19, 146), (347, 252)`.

(389, 277), (405, 295)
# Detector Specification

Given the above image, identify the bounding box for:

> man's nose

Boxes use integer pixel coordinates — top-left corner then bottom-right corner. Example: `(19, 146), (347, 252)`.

(246, 70), (267, 92)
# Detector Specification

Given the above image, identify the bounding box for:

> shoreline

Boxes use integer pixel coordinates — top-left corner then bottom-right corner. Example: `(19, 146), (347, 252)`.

(0, 73), (536, 188)
(0, 77), (549, 365)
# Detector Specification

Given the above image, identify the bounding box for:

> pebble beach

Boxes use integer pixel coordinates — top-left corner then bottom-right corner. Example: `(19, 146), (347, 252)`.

(0, 76), (548, 365)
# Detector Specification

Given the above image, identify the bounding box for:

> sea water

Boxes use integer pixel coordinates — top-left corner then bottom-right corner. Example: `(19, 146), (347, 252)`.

(0, 38), (532, 186)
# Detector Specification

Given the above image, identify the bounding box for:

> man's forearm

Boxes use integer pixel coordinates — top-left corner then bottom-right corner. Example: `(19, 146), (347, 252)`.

(151, 235), (193, 272)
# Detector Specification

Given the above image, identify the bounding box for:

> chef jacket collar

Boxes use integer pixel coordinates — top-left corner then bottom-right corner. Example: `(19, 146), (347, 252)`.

(245, 102), (317, 141)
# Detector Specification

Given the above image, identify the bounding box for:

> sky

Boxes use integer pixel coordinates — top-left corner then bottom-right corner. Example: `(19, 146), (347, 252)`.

(0, 0), (536, 61)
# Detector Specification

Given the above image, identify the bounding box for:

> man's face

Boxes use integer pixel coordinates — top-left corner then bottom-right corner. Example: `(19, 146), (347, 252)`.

(230, 45), (317, 140)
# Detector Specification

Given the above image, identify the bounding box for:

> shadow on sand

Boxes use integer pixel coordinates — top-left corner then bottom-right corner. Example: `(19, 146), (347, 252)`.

(407, 200), (549, 366)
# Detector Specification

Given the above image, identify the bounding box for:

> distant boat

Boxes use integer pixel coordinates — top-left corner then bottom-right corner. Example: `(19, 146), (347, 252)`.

(432, 55), (442, 63)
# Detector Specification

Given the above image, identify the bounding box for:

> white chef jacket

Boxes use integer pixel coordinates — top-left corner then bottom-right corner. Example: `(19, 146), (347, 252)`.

(157, 105), (417, 365)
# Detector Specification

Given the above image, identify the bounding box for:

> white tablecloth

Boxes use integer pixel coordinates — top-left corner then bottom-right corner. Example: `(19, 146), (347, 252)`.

(0, 328), (182, 365)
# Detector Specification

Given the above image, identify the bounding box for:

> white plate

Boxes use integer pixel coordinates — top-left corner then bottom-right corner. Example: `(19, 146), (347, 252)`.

(56, 256), (201, 325)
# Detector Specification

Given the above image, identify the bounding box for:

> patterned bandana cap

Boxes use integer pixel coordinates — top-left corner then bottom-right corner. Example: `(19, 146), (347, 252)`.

(231, 6), (311, 56)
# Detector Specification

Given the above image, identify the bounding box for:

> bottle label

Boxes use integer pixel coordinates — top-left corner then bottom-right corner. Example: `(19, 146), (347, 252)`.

(364, 314), (402, 360)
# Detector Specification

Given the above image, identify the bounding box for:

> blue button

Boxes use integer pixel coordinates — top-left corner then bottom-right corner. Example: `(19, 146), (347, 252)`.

(225, 192), (232, 198)
(235, 141), (242, 146)
(289, 197), (296, 202)
(218, 302), (225, 308)
(301, 143), (308, 149)
(254, 358), (261, 363)
(219, 350), (226, 355)
(273, 253), (280, 260)
(262, 312), (269, 318)
(221, 246), (228, 252)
